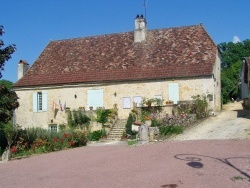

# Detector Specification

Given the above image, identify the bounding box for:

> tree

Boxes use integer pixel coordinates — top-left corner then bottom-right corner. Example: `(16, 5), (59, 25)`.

(218, 40), (250, 69)
(218, 39), (250, 103)
(0, 25), (19, 128)
(0, 79), (12, 89)
(0, 26), (19, 155)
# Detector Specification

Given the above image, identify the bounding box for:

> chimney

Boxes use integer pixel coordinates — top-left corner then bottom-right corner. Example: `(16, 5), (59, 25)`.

(18, 60), (29, 80)
(134, 14), (147, 43)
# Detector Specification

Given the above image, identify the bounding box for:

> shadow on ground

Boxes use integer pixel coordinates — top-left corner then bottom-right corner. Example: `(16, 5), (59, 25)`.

(234, 110), (250, 119)
(174, 154), (250, 182)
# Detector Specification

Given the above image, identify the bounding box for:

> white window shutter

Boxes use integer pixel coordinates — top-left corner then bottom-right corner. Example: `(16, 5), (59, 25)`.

(42, 91), (48, 111)
(33, 93), (38, 112)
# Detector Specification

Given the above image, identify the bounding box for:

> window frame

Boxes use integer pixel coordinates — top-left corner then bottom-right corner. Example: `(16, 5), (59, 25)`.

(33, 91), (47, 112)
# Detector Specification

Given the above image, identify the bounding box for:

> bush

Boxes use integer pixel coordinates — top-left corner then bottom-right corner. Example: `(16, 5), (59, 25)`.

(125, 113), (135, 135)
(0, 130), (7, 154)
(87, 130), (103, 141)
(160, 114), (190, 127)
(151, 119), (160, 127)
(68, 110), (91, 129)
(10, 127), (88, 158)
(159, 125), (184, 136)
(96, 109), (112, 125)
(191, 94), (209, 119)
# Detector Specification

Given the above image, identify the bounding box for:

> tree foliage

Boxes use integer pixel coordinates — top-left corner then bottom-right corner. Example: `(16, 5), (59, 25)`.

(0, 25), (19, 128)
(0, 79), (12, 89)
(0, 25), (16, 78)
(218, 40), (250, 69)
(218, 39), (250, 103)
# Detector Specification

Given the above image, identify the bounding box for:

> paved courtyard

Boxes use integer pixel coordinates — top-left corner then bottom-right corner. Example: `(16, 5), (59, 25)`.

(0, 139), (250, 188)
(1, 101), (249, 188)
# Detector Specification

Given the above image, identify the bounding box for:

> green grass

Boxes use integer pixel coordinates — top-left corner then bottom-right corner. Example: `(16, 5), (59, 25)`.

(127, 139), (136, 146)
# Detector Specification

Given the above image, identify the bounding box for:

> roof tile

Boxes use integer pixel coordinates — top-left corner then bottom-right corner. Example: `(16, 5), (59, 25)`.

(14, 25), (217, 87)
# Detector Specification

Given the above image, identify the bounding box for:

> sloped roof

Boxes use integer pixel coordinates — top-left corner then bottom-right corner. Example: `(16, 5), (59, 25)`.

(14, 24), (217, 87)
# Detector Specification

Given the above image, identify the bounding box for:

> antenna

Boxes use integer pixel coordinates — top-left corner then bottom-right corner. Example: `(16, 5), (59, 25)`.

(143, 0), (148, 20)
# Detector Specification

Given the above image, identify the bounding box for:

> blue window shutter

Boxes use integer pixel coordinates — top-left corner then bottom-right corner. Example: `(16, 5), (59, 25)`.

(87, 89), (103, 110)
(169, 83), (179, 104)
(42, 91), (48, 111)
(33, 93), (38, 112)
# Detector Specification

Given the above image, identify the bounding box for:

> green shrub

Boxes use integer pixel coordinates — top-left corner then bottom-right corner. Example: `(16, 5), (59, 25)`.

(68, 110), (91, 128)
(67, 111), (76, 128)
(10, 128), (87, 157)
(96, 109), (112, 125)
(191, 94), (209, 119)
(127, 139), (136, 146)
(159, 125), (184, 136)
(151, 119), (160, 127)
(125, 113), (135, 135)
(59, 124), (66, 131)
(78, 111), (91, 126)
(0, 130), (7, 154)
(87, 130), (103, 141)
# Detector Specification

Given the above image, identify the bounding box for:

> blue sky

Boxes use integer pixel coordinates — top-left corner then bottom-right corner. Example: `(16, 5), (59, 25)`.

(1, 0), (250, 83)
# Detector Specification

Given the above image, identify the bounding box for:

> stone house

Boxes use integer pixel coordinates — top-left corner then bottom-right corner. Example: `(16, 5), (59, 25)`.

(242, 57), (250, 109)
(13, 15), (221, 129)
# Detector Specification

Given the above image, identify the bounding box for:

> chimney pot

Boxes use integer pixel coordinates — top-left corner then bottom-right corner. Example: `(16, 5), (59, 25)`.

(134, 14), (147, 43)
(18, 60), (29, 80)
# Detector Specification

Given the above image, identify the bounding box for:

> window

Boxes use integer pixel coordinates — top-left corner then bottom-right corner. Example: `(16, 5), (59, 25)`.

(155, 95), (163, 100)
(33, 91), (47, 112)
(123, 97), (131, 109)
(168, 83), (179, 104)
(87, 89), (104, 110)
(48, 124), (57, 133)
(37, 92), (43, 111)
(133, 96), (142, 107)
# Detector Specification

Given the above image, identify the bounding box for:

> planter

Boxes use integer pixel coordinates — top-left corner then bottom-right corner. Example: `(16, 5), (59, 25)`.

(144, 120), (152, 127)
(146, 102), (152, 107)
(1, 149), (10, 162)
(132, 124), (140, 131)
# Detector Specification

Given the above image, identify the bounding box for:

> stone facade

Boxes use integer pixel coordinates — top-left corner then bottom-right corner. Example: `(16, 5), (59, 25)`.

(14, 22), (221, 129)
(15, 71), (220, 128)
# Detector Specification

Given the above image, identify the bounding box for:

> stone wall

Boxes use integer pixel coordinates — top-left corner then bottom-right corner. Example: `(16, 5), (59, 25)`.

(15, 76), (218, 128)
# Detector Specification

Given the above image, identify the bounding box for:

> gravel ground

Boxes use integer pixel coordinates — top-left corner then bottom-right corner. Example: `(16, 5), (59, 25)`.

(0, 102), (249, 188)
(170, 101), (250, 141)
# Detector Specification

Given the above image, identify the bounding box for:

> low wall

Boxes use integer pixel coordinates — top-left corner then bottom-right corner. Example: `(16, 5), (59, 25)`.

(243, 98), (250, 110)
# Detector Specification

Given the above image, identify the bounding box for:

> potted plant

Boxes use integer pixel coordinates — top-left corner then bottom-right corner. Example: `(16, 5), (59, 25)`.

(120, 131), (127, 140)
(144, 116), (152, 127)
(165, 100), (173, 105)
(101, 128), (107, 140)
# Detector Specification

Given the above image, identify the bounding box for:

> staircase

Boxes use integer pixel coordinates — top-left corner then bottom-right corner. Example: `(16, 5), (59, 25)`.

(107, 119), (127, 141)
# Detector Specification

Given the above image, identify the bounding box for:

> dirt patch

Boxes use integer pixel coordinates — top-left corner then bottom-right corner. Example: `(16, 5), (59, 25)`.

(170, 101), (250, 141)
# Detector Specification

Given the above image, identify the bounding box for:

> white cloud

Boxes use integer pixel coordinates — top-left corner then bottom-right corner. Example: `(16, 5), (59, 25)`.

(233, 36), (241, 43)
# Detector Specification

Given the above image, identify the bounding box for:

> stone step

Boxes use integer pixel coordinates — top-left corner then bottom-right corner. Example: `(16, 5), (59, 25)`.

(111, 129), (125, 131)
(107, 119), (126, 140)
(109, 131), (124, 134)
(108, 133), (123, 136)
(108, 132), (124, 135)
(107, 137), (122, 140)
(108, 135), (122, 138)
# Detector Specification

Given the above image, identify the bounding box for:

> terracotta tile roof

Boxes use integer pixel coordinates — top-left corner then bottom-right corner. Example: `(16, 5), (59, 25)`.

(14, 24), (217, 87)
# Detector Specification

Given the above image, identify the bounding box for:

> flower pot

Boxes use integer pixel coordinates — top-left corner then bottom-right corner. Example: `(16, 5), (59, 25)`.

(145, 120), (152, 127)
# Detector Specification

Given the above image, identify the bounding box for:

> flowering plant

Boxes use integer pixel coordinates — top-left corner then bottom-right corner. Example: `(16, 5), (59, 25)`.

(10, 146), (18, 153)
(144, 116), (151, 121)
